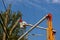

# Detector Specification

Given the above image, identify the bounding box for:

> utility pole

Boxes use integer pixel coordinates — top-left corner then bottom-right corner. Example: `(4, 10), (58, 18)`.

(46, 14), (56, 40)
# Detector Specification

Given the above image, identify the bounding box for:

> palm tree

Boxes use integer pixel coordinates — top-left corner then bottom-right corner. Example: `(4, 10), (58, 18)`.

(0, 4), (26, 40)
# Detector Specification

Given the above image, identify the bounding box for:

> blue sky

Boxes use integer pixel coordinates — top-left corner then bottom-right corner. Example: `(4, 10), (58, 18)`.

(0, 0), (60, 40)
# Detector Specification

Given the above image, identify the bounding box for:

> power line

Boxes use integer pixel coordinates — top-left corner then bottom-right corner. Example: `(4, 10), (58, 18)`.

(1, 0), (6, 10)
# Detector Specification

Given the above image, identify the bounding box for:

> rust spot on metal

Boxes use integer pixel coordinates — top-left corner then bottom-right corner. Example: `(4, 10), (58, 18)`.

(46, 13), (52, 21)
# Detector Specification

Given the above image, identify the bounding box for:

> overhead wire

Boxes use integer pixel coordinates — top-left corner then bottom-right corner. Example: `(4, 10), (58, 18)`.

(1, 0), (6, 10)
(23, 0), (57, 13)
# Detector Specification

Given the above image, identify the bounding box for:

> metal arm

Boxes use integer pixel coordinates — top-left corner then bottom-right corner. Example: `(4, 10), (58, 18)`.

(18, 14), (48, 40)
(26, 24), (47, 30)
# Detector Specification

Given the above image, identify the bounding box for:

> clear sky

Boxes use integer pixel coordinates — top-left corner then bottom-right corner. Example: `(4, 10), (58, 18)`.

(0, 0), (60, 40)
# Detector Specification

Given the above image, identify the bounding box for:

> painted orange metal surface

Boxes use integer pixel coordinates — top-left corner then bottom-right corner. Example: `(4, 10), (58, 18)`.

(47, 13), (55, 40)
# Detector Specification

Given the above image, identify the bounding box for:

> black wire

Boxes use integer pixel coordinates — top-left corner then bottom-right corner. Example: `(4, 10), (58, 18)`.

(2, 0), (6, 10)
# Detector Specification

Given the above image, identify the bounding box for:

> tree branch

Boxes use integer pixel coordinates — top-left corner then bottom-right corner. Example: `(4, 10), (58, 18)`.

(9, 18), (20, 36)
